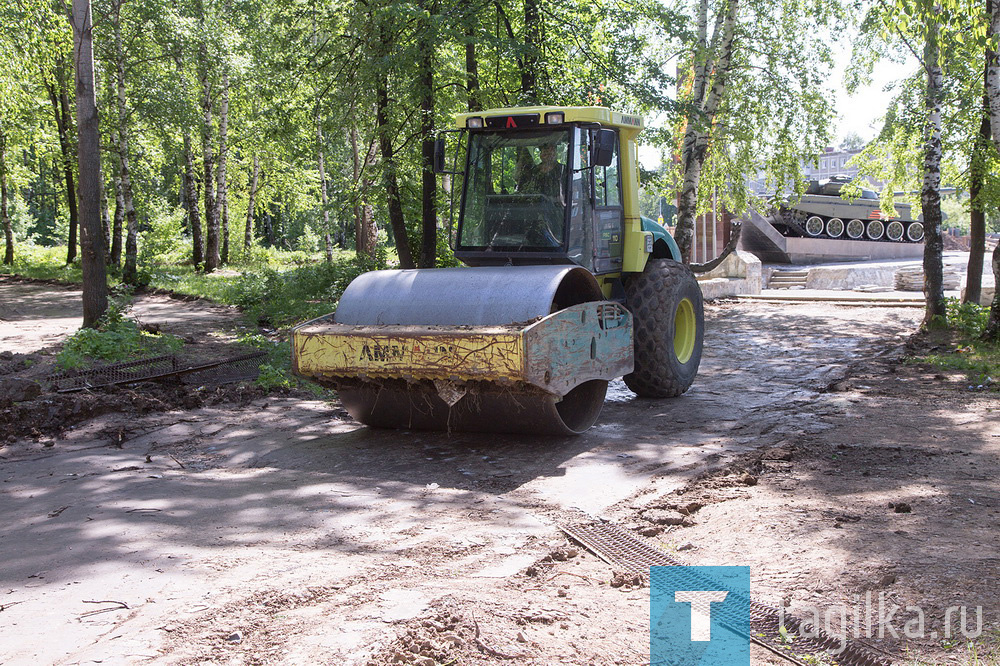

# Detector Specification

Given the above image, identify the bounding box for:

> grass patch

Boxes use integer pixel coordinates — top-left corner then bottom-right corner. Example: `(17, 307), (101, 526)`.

(226, 251), (386, 328)
(0, 244), (87, 283)
(4, 244), (377, 330)
(146, 264), (242, 302)
(57, 299), (183, 370)
(237, 332), (327, 395)
(914, 299), (999, 390)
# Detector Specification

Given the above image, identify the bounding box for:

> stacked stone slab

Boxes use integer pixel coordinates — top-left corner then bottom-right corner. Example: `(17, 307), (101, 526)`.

(894, 263), (963, 291)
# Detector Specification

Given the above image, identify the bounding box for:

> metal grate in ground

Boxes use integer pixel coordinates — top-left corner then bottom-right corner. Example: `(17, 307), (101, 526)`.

(48, 350), (267, 392)
(560, 520), (893, 666)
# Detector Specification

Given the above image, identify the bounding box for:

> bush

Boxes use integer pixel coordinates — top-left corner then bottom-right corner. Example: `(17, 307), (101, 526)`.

(227, 251), (386, 327)
(57, 300), (183, 370)
(0, 242), (83, 282)
(945, 298), (989, 338)
(138, 204), (187, 267)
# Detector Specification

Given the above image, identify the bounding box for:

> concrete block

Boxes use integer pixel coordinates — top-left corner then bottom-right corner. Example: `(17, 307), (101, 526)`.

(697, 251), (762, 298)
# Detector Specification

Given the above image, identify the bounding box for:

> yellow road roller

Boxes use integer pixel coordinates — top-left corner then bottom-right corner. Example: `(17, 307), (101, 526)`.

(292, 106), (704, 435)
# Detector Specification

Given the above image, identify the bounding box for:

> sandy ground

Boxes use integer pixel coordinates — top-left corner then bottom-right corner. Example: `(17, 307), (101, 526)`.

(1, 277), (997, 665)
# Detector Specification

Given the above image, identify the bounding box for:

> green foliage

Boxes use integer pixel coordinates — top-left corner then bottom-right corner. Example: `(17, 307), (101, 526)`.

(145, 265), (241, 302)
(236, 332), (294, 390)
(228, 252), (387, 327)
(57, 301), (183, 370)
(0, 242), (84, 282)
(138, 203), (187, 266)
(236, 331), (326, 395)
(914, 299), (999, 389)
(946, 297), (990, 337)
(435, 227), (459, 268)
(231, 244), (318, 270)
(918, 344), (999, 388)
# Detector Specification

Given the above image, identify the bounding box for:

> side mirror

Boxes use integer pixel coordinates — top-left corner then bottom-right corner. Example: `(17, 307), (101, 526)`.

(593, 129), (616, 167)
(433, 137), (447, 173)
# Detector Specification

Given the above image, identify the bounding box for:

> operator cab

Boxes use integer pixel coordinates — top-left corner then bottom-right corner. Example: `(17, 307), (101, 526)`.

(450, 114), (625, 275)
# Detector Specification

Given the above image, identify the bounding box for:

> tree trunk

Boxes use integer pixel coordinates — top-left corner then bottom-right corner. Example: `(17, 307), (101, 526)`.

(69, 0), (108, 328)
(985, 242), (1000, 339)
(59, 69), (80, 266)
(245, 154), (259, 252)
(920, 11), (946, 328)
(984, 0), (1000, 339)
(217, 73), (230, 265)
(966, 112), (989, 305)
(264, 211), (274, 247)
(363, 138), (379, 257)
(418, 0), (437, 268)
(99, 164), (111, 263)
(317, 115), (333, 263)
(350, 126), (363, 256)
(200, 51), (219, 272)
(351, 126), (378, 258)
(111, 170), (123, 267)
(521, 0), (540, 103)
(114, 10), (139, 286)
(0, 123), (13, 265)
(117, 132), (139, 285)
(673, 0), (738, 263)
(376, 66), (415, 269)
(47, 63), (80, 265)
(466, 23), (481, 111)
(183, 133), (202, 267)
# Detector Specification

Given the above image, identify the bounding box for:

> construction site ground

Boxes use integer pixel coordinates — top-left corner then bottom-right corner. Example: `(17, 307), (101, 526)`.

(1, 276), (998, 666)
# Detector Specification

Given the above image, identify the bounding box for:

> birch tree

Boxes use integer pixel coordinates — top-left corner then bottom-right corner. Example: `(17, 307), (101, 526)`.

(983, 0), (1000, 338)
(667, 0), (843, 263)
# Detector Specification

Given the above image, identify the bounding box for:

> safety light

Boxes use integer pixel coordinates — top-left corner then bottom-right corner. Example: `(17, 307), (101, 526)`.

(466, 117), (484, 128)
(545, 112), (565, 125)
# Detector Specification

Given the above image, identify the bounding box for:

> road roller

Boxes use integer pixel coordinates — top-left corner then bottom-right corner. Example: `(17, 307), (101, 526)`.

(291, 106), (705, 435)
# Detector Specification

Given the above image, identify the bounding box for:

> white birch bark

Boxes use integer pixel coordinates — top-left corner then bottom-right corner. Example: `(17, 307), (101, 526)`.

(920, 7), (946, 325)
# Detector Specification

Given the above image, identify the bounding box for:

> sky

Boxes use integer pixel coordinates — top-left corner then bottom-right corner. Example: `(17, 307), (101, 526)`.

(831, 51), (918, 144)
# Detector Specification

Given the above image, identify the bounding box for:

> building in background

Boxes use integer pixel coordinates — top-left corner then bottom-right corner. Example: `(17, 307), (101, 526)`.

(746, 146), (883, 198)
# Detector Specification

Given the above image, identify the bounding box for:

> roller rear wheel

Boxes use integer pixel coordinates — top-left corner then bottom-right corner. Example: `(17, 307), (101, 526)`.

(623, 259), (704, 398)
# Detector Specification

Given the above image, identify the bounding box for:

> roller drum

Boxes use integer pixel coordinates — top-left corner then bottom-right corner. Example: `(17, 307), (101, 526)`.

(332, 265), (610, 435)
(339, 379), (608, 436)
(335, 265), (602, 326)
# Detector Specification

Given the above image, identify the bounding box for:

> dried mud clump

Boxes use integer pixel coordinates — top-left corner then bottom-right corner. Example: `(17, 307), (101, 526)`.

(367, 606), (468, 666)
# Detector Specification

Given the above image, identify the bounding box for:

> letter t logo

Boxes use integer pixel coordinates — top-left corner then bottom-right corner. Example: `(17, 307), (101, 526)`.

(674, 591), (729, 641)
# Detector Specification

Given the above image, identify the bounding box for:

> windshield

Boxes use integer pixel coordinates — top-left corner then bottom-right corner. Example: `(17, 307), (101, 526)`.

(458, 130), (570, 251)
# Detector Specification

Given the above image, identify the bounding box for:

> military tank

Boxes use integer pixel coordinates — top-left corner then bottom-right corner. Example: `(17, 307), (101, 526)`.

(771, 176), (924, 243)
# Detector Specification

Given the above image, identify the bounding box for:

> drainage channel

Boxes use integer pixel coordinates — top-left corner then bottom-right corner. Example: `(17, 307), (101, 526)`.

(560, 520), (893, 666)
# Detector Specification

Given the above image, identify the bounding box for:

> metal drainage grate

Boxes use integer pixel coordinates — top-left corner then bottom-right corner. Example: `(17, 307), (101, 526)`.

(560, 520), (892, 666)
(48, 350), (267, 393)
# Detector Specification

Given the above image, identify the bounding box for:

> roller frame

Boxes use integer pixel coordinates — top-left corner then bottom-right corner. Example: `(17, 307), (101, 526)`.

(291, 300), (633, 397)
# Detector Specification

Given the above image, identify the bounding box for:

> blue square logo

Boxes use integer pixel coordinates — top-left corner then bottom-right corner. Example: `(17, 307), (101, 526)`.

(650, 566), (751, 666)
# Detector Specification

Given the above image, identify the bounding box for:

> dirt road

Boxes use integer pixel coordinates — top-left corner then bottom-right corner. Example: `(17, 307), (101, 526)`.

(2, 279), (997, 665)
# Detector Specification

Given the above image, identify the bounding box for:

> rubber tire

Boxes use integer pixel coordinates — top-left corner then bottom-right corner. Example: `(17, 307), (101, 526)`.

(623, 258), (705, 398)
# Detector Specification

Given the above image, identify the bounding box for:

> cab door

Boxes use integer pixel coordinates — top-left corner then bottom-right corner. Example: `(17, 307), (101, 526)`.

(592, 131), (624, 274)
